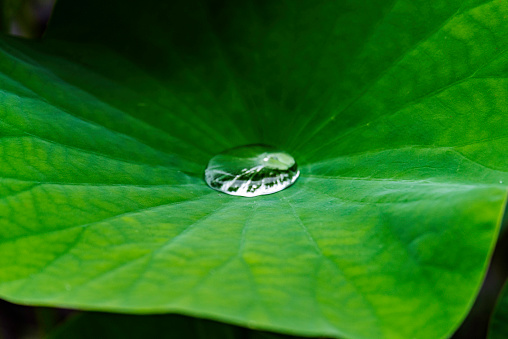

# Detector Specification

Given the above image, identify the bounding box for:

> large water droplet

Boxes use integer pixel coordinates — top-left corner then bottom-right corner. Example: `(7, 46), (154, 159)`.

(205, 145), (300, 197)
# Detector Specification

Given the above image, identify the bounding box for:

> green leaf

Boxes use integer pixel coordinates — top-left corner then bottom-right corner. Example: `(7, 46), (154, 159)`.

(47, 312), (301, 339)
(489, 281), (508, 339)
(0, 0), (507, 338)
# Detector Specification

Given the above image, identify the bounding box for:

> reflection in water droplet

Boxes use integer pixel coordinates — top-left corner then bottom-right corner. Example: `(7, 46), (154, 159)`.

(205, 145), (300, 197)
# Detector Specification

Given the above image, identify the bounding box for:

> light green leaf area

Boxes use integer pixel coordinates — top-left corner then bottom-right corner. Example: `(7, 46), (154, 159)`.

(48, 312), (300, 339)
(489, 281), (508, 339)
(0, 0), (507, 338)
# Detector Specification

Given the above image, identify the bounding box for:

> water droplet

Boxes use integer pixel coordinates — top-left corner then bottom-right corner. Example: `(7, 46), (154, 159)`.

(205, 144), (300, 197)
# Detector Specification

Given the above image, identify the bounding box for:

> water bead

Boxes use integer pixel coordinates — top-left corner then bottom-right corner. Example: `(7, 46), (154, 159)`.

(204, 145), (300, 197)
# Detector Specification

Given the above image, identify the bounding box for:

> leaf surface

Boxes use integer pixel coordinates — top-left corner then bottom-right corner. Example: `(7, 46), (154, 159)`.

(0, 0), (507, 338)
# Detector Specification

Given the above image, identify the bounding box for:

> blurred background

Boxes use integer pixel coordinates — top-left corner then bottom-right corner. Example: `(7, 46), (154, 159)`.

(0, 1), (507, 338)
(0, 0), (55, 38)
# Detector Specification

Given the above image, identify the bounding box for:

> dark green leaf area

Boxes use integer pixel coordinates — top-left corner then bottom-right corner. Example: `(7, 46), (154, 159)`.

(489, 282), (508, 339)
(48, 312), (304, 339)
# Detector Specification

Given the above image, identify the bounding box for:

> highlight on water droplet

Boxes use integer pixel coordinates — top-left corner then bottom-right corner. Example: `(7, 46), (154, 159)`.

(204, 144), (300, 197)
